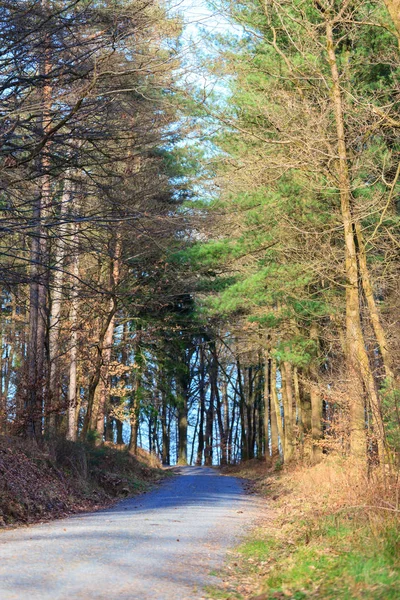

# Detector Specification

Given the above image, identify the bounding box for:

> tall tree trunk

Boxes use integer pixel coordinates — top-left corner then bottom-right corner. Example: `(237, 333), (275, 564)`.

(281, 362), (295, 461)
(210, 343), (227, 465)
(177, 395), (188, 465)
(26, 1), (52, 439)
(26, 187), (49, 439)
(326, 18), (367, 459)
(196, 344), (206, 465)
(48, 176), (71, 434)
(95, 239), (120, 443)
(310, 323), (323, 463)
(205, 355), (214, 466)
(161, 384), (170, 465)
(66, 221), (79, 442)
(271, 359), (284, 460)
(237, 358), (248, 461)
(223, 374), (230, 463)
(177, 364), (190, 465)
(293, 367), (304, 454)
(355, 222), (394, 380)
(129, 326), (143, 454)
(263, 351), (271, 459)
(95, 306), (116, 444)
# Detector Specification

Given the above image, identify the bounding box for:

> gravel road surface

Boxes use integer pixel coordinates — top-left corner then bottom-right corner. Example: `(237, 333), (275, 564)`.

(0, 466), (261, 600)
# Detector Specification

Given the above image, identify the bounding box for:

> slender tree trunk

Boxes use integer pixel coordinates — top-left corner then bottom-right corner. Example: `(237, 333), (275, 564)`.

(223, 374), (230, 463)
(355, 222), (394, 380)
(326, 18), (367, 459)
(160, 384), (169, 462)
(228, 386), (236, 464)
(293, 367), (304, 454)
(129, 324), (143, 453)
(310, 323), (323, 463)
(177, 391), (188, 465)
(271, 359), (284, 460)
(95, 306), (116, 443)
(237, 358), (248, 461)
(196, 344), (206, 465)
(263, 351), (271, 459)
(95, 239), (120, 443)
(26, 2), (52, 439)
(210, 343), (227, 465)
(67, 222), (79, 442)
(204, 363), (214, 466)
(48, 176), (71, 433)
(83, 307), (116, 439)
(281, 362), (295, 461)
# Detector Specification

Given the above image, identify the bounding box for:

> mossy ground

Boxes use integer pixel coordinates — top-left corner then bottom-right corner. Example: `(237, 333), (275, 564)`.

(207, 459), (400, 600)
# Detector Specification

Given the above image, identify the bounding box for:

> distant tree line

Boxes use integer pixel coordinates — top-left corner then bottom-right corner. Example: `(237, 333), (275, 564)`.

(1, 0), (400, 469)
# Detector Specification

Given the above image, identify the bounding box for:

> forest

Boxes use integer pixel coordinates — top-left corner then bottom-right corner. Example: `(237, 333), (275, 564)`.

(0, 0), (400, 597)
(1, 0), (399, 470)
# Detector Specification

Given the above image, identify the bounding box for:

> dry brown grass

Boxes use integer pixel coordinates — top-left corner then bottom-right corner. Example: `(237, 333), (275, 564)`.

(269, 456), (400, 530)
(224, 455), (400, 524)
(210, 456), (400, 599)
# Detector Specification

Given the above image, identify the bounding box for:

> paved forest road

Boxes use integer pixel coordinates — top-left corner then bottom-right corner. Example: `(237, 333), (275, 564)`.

(0, 466), (262, 600)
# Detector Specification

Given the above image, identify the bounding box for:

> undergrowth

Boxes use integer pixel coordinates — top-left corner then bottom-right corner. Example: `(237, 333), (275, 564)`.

(209, 457), (400, 600)
(0, 435), (167, 527)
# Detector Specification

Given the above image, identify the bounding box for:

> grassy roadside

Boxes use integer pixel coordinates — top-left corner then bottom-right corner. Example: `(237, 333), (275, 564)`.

(208, 459), (400, 600)
(0, 435), (170, 528)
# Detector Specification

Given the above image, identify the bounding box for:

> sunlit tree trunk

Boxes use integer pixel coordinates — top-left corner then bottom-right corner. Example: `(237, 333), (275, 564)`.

(263, 351), (271, 459)
(48, 176), (71, 433)
(355, 222), (394, 380)
(383, 0), (400, 43)
(271, 359), (284, 460)
(281, 362), (295, 461)
(67, 217), (79, 442)
(326, 18), (367, 459)
(310, 323), (323, 463)
(95, 239), (120, 443)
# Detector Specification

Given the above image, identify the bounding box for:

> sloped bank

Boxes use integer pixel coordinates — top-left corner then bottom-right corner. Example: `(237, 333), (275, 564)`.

(0, 436), (167, 527)
(209, 458), (400, 600)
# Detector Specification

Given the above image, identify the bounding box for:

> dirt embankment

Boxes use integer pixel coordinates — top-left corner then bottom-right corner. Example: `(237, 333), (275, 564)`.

(0, 436), (167, 527)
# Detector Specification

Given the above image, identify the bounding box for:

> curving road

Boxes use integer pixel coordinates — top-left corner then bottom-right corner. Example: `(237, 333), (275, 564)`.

(0, 466), (261, 600)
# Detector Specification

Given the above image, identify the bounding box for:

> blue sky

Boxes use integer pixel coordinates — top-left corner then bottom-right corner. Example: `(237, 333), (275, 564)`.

(168, 1), (238, 95)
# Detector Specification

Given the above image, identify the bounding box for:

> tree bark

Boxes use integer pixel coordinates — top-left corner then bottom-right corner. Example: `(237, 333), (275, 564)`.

(383, 0), (400, 43)
(66, 254), (79, 441)
(271, 359), (284, 460)
(48, 176), (71, 433)
(196, 344), (206, 465)
(129, 326), (143, 454)
(326, 18), (367, 459)
(281, 362), (295, 461)
(310, 323), (323, 463)
(263, 351), (271, 459)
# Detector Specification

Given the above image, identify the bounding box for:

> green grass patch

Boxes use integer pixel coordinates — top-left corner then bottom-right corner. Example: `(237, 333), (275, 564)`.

(236, 518), (400, 599)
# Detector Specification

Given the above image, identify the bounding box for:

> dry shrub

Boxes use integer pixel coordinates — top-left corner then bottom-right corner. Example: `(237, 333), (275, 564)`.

(271, 455), (400, 539)
(133, 446), (162, 469)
